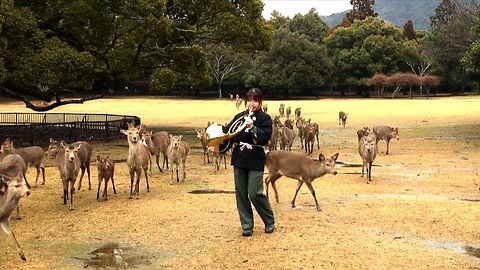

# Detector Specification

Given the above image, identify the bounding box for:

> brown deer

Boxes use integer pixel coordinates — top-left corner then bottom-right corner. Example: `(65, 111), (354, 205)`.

(195, 128), (211, 164)
(235, 98), (243, 110)
(167, 135), (190, 184)
(296, 117), (307, 149)
(262, 104), (268, 113)
(0, 174), (30, 261)
(55, 142), (82, 211)
(265, 151), (339, 211)
(373, 126), (400, 155)
(358, 136), (377, 183)
(357, 127), (372, 141)
(304, 121), (319, 155)
(121, 124), (151, 199)
(96, 155), (116, 201)
(294, 107), (301, 121)
(279, 103), (285, 117)
(286, 106), (292, 119)
(141, 130), (170, 173)
(277, 126), (295, 151)
(1, 138), (45, 188)
(0, 154), (27, 219)
(46, 138), (93, 190)
(338, 111), (348, 127)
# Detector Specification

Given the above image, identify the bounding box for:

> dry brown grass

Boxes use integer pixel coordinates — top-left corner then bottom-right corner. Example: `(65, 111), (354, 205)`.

(1, 96), (480, 269)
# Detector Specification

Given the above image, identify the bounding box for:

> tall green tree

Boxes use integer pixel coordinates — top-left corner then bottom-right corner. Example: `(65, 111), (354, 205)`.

(403, 19), (417, 40)
(0, 0), (272, 111)
(250, 9), (331, 97)
(462, 7), (480, 73)
(346, 0), (378, 23)
(325, 17), (417, 95)
(423, 0), (478, 92)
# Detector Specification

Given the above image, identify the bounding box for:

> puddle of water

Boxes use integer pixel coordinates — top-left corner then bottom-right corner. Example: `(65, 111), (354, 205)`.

(422, 240), (480, 259)
(188, 189), (235, 194)
(84, 243), (151, 269)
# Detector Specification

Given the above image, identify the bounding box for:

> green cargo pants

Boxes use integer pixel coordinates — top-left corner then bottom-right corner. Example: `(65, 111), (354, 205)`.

(234, 167), (275, 231)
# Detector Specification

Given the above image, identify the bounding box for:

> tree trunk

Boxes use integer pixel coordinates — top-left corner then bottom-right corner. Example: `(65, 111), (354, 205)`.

(218, 84), (223, 98)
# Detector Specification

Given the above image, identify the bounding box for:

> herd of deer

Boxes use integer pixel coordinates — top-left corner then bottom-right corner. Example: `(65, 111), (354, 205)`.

(0, 102), (400, 261)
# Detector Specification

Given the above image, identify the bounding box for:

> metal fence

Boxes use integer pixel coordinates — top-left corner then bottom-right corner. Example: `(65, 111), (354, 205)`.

(0, 113), (141, 147)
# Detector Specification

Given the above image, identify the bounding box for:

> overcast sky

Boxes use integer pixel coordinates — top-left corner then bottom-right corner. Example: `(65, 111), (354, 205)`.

(262, 0), (352, 19)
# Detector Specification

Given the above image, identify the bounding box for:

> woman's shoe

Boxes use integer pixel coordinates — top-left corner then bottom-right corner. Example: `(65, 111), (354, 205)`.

(242, 230), (253, 237)
(265, 225), (275, 234)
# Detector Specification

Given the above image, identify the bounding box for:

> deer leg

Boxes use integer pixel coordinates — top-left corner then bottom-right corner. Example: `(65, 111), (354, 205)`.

(41, 164), (46, 185)
(155, 153), (163, 173)
(164, 152), (169, 169)
(135, 172), (141, 198)
(111, 176), (117, 194)
(86, 164), (91, 190)
(22, 175), (31, 189)
(103, 179), (108, 201)
(34, 167), (40, 187)
(77, 166), (86, 190)
(265, 174), (282, 203)
(304, 181), (321, 211)
(361, 160), (365, 177)
(96, 176), (101, 200)
(368, 162), (372, 182)
(10, 229), (27, 261)
(176, 167), (180, 183)
(223, 155), (227, 169)
(316, 134), (320, 149)
(69, 182), (75, 211)
(15, 205), (21, 220)
(63, 188), (68, 205)
(291, 181), (304, 208)
(386, 139), (390, 155)
(144, 167), (150, 192)
(129, 170), (134, 199)
(182, 161), (186, 182)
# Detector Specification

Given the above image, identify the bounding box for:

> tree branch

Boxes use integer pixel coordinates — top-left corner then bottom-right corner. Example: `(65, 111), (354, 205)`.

(0, 86), (103, 112)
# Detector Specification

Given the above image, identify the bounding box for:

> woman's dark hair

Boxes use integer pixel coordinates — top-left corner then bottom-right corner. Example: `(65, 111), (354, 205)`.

(244, 88), (264, 102)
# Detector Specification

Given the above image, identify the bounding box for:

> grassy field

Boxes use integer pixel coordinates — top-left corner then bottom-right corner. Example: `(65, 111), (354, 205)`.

(1, 96), (480, 269)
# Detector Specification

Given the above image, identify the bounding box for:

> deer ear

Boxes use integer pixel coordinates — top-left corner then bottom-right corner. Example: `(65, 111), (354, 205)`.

(97, 155), (101, 161)
(319, 154), (325, 162)
(331, 153), (339, 161)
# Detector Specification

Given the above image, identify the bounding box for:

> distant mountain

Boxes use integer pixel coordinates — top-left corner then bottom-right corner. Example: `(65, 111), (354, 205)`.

(323, 0), (442, 30)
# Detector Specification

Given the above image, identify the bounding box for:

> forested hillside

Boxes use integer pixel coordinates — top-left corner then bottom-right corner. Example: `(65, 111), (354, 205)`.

(323, 0), (442, 30)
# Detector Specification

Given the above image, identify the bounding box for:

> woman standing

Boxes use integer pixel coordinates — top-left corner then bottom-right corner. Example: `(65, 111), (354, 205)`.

(224, 88), (275, 237)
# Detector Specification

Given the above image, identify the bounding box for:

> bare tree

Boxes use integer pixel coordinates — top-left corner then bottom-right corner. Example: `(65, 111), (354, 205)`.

(367, 73), (389, 97)
(205, 43), (243, 98)
(419, 75), (441, 99)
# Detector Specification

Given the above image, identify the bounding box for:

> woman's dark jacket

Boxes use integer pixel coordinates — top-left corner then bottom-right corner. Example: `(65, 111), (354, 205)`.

(223, 109), (272, 171)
